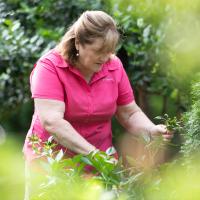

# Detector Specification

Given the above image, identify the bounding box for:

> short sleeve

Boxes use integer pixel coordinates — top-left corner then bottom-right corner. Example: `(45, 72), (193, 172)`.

(30, 58), (64, 102)
(117, 60), (135, 106)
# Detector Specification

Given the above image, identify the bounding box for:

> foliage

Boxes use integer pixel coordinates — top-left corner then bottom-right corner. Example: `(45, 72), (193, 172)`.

(0, 1), (43, 118)
(108, 1), (176, 112)
(145, 157), (200, 200)
(28, 134), (119, 188)
(27, 131), (200, 200)
(181, 77), (200, 160)
(27, 127), (176, 199)
(155, 113), (182, 132)
(1, 134), (200, 200)
(109, 0), (200, 114)
(28, 134), (127, 199)
(0, 136), (24, 199)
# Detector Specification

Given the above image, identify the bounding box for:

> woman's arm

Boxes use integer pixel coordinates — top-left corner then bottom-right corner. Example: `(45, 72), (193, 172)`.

(34, 98), (96, 155)
(115, 101), (173, 140)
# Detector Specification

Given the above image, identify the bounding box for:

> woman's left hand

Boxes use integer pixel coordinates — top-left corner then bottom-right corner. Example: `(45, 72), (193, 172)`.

(149, 124), (174, 141)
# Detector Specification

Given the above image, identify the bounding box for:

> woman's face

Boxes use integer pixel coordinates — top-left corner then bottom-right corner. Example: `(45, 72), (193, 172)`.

(75, 38), (112, 75)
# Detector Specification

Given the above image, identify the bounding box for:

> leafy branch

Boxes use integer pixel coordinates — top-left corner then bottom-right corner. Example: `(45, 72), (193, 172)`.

(155, 113), (183, 132)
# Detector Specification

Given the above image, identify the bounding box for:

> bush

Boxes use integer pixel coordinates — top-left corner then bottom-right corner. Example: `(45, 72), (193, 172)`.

(181, 76), (200, 160)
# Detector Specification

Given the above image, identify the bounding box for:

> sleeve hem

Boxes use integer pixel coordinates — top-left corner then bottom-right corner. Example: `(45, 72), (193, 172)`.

(117, 97), (135, 106)
(32, 95), (64, 102)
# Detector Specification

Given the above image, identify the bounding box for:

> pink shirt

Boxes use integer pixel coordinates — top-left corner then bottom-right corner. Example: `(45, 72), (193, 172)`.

(23, 49), (134, 162)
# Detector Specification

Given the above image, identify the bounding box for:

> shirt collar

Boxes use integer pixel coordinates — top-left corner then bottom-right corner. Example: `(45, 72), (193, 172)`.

(50, 50), (69, 68)
(53, 50), (119, 71)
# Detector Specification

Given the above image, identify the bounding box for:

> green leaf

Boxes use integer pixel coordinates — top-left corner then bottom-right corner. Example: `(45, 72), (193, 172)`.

(154, 116), (163, 120)
(80, 157), (93, 166)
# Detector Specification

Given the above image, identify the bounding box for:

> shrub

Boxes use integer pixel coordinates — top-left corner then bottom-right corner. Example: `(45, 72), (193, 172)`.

(181, 76), (200, 160)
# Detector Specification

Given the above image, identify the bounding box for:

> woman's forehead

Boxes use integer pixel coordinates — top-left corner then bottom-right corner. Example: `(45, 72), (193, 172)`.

(88, 38), (104, 48)
(84, 38), (114, 53)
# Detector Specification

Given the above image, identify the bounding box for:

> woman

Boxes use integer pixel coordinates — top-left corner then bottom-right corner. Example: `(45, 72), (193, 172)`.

(23, 10), (172, 172)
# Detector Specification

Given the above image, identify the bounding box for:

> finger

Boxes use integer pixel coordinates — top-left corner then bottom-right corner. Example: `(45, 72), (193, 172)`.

(163, 134), (173, 139)
(159, 124), (166, 129)
(159, 125), (174, 136)
(167, 130), (174, 135)
(157, 125), (168, 134)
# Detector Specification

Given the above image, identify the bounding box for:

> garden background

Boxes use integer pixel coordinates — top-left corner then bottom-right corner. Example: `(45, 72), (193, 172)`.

(0, 0), (200, 199)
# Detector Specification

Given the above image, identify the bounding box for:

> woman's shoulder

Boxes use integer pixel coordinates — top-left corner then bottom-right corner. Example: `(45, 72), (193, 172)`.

(37, 49), (69, 68)
(105, 54), (124, 71)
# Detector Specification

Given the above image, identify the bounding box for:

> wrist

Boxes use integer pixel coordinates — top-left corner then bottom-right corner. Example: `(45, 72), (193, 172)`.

(148, 125), (155, 138)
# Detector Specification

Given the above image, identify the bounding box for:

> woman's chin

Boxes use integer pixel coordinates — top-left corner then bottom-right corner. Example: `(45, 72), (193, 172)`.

(94, 64), (102, 72)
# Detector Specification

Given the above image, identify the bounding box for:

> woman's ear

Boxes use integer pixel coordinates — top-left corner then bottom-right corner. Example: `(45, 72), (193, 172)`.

(75, 39), (79, 50)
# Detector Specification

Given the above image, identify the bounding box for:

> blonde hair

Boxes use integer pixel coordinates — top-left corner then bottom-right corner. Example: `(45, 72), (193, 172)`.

(55, 10), (119, 65)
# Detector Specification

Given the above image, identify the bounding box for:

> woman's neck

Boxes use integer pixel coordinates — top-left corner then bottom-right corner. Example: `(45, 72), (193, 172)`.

(75, 62), (94, 84)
